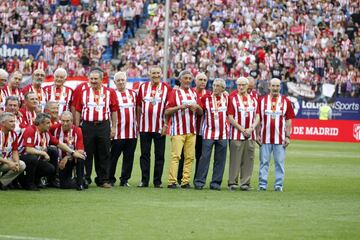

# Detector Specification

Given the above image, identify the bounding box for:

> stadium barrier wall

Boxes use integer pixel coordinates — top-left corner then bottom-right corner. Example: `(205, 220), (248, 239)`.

(291, 119), (360, 143)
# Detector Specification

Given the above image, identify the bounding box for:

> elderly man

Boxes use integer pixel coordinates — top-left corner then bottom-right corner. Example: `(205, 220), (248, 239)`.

(257, 78), (295, 192)
(19, 92), (38, 126)
(4, 71), (24, 102)
(0, 69), (9, 111)
(228, 77), (260, 191)
(44, 68), (73, 116)
(51, 111), (87, 190)
(22, 69), (47, 112)
(44, 101), (60, 125)
(177, 72), (209, 184)
(165, 70), (203, 189)
(136, 66), (171, 188)
(109, 71), (138, 187)
(0, 112), (26, 190)
(20, 113), (85, 190)
(194, 78), (229, 190)
(5, 96), (25, 135)
(74, 67), (118, 188)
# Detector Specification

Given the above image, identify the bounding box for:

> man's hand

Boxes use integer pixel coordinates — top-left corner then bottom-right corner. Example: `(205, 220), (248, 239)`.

(110, 127), (116, 139)
(73, 151), (86, 160)
(42, 151), (50, 161)
(243, 128), (253, 138)
(161, 125), (168, 136)
(7, 160), (17, 171)
(188, 104), (200, 112)
(256, 136), (262, 147)
(284, 137), (290, 148)
(59, 157), (68, 170)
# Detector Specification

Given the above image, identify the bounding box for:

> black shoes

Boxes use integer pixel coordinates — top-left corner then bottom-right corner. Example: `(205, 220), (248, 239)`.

(210, 186), (221, 191)
(181, 184), (191, 189)
(194, 185), (203, 190)
(167, 183), (177, 189)
(137, 182), (149, 188)
(77, 184), (85, 191)
(120, 182), (131, 187)
(154, 184), (163, 188)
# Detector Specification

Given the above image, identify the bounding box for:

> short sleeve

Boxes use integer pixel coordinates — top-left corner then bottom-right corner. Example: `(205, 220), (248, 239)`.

(23, 127), (35, 148)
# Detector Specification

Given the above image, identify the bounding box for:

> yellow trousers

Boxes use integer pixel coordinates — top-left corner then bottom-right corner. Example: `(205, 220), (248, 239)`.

(168, 133), (196, 185)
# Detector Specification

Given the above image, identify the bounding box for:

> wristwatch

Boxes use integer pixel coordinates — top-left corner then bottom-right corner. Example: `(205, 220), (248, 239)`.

(70, 150), (75, 156)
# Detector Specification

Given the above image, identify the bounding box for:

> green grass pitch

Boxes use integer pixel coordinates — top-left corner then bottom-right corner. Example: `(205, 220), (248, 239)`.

(1, 140), (359, 240)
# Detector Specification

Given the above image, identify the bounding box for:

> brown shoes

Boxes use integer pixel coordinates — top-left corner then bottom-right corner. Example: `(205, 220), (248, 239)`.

(99, 183), (112, 188)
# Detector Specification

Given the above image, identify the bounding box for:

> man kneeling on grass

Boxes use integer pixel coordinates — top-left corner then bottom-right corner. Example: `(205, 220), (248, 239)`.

(19, 113), (85, 191)
(51, 111), (87, 191)
(0, 112), (26, 191)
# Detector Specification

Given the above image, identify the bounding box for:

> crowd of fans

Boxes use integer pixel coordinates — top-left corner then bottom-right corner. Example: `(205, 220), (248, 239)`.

(0, 0), (360, 97)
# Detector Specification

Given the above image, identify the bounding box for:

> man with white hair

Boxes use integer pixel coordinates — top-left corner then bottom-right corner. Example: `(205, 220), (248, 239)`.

(194, 78), (228, 190)
(0, 69), (9, 111)
(228, 77), (260, 191)
(0, 112), (26, 190)
(22, 69), (47, 112)
(109, 71), (138, 187)
(50, 111), (87, 190)
(257, 78), (295, 192)
(44, 68), (73, 116)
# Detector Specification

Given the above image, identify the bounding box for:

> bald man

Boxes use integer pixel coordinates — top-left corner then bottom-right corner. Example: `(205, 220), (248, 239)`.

(257, 78), (295, 192)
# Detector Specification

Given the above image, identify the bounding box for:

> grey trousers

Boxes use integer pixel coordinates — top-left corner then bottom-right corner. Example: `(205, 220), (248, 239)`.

(0, 161), (26, 186)
(228, 140), (255, 186)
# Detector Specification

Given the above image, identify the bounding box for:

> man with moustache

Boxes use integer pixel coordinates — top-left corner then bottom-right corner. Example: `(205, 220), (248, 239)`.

(257, 78), (295, 192)
(22, 69), (47, 112)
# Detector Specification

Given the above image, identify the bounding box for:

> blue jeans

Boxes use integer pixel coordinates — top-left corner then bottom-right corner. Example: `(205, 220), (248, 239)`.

(259, 144), (286, 190)
(194, 139), (227, 188)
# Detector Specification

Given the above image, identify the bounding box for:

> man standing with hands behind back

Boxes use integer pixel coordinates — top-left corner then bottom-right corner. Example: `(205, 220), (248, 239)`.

(136, 66), (171, 188)
(257, 78), (295, 192)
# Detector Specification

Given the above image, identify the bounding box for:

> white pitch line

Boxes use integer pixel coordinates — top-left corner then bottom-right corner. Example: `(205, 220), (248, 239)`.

(0, 235), (60, 240)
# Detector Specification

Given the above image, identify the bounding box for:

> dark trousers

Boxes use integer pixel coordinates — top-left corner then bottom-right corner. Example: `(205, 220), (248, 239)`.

(139, 132), (166, 186)
(59, 158), (85, 188)
(177, 134), (203, 183)
(20, 147), (58, 188)
(194, 139), (227, 188)
(112, 41), (119, 58)
(109, 138), (137, 184)
(82, 120), (111, 185)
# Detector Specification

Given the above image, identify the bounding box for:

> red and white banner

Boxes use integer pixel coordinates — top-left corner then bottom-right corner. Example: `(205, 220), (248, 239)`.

(290, 25), (304, 35)
(291, 119), (360, 143)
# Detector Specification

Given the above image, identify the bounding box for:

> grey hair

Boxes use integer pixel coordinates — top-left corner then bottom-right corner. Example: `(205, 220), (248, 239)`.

(179, 70), (193, 80)
(236, 77), (249, 85)
(5, 96), (21, 106)
(114, 71), (127, 81)
(213, 78), (226, 89)
(54, 68), (68, 78)
(10, 71), (22, 81)
(61, 111), (73, 120)
(195, 72), (207, 81)
(24, 91), (36, 100)
(34, 113), (51, 126)
(0, 69), (9, 79)
(45, 100), (59, 111)
(89, 67), (104, 79)
(0, 112), (15, 123)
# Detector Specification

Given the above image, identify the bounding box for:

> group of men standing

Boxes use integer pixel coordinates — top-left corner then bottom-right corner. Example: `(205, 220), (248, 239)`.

(0, 65), (295, 192)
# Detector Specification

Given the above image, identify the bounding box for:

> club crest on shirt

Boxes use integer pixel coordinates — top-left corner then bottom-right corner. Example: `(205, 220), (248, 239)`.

(27, 137), (32, 144)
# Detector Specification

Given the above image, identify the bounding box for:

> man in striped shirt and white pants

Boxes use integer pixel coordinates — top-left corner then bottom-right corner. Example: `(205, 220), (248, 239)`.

(165, 70), (203, 189)
(228, 77), (260, 191)
(193, 78), (228, 190)
(257, 78), (295, 192)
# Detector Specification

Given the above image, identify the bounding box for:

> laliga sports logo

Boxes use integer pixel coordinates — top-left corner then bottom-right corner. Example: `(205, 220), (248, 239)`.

(287, 96), (300, 116)
(353, 124), (360, 141)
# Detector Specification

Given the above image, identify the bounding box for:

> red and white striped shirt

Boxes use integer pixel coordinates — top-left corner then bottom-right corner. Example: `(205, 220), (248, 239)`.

(259, 95), (295, 144)
(228, 93), (259, 140)
(0, 130), (19, 158)
(193, 88), (210, 135)
(50, 124), (84, 158)
(22, 85), (48, 112)
(20, 125), (60, 154)
(75, 86), (118, 122)
(71, 82), (89, 108)
(44, 85), (73, 115)
(0, 87), (7, 111)
(249, 89), (259, 102)
(166, 88), (198, 136)
(3, 85), (24, 102)
(200, 93), (229, 140)
(137, 82), (171, 133)
(114, 89), (138, 139)
(19, 108), (37, 126)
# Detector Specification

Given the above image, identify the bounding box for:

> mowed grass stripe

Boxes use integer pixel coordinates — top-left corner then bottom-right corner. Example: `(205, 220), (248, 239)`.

(0, 140), (359, 240)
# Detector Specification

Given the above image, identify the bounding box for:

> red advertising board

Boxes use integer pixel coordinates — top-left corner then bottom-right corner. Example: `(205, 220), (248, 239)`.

(291, 119), (360, 143)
